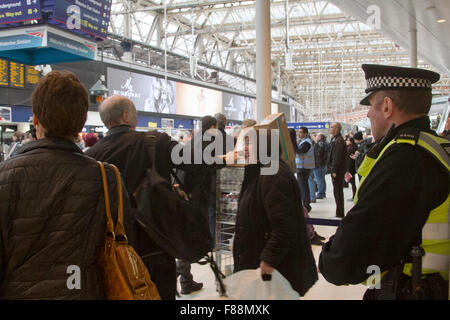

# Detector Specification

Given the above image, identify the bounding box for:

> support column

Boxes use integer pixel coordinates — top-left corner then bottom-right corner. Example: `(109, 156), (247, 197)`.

(256, 0), (271, 121)
(409, 19), (418, 68)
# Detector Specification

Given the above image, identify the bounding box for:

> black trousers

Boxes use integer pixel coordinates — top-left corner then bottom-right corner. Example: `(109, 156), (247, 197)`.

(176, 259), (195, 289)
(141, 252), (177, 300)
(331, 170), (345, 217)
(349, 174), (357, 199)
(297, 169), (311, 211)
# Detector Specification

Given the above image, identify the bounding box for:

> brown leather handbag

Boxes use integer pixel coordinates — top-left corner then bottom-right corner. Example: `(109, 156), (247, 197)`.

(97, 161), (161, 300)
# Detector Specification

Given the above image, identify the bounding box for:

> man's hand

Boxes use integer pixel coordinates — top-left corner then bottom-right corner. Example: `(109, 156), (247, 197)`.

(172, 184), (188, 200)
(225, 151), (238, 165)
(260, 261), (274, 275)
(332, 173), (336, 178)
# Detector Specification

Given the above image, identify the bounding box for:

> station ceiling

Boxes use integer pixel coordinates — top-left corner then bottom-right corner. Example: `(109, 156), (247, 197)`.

(108, 0), (450, 121)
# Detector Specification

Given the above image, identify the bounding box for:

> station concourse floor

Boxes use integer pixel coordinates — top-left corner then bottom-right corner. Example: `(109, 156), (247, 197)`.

(176, 174), (368, 300)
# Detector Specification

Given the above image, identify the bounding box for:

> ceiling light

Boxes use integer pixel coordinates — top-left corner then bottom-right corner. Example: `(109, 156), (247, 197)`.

(437, 19), (446, 23)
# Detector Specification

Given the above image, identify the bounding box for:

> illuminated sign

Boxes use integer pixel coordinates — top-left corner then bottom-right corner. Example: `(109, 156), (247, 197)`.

(0, 0), (41, 25)
(51, 0), (112, 39)
(0, 59), (8, 86)
(10, 61), (24, 88)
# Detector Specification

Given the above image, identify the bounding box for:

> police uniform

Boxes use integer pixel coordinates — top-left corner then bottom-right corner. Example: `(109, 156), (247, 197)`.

(319, 64), (450, 299)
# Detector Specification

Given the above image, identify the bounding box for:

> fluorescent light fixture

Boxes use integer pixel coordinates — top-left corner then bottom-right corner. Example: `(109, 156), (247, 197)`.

(437, 19), (446, 23)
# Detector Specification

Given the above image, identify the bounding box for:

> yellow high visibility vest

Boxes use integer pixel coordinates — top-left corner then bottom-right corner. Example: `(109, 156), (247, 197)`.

(355, 131), (449, 281)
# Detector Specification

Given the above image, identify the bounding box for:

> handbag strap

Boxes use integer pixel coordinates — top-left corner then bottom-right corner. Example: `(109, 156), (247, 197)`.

(98, 161), (114, 238)
(98, 161), (127, 243)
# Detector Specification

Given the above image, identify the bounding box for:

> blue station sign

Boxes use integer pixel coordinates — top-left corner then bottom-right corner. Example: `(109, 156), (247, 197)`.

(0, 0), (41, 25)
(50, 0), (112, 39)
(288, 122), (331, 131)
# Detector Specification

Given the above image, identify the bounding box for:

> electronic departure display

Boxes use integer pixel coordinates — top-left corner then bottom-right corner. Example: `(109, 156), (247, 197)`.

(0, 0), (41, 25)
(52, 0), (112, 39)
(26, 64), (39, 85)
(0, 59), (40, 87)
(0, 59), (9, 86)
(10, 61), (25, 88)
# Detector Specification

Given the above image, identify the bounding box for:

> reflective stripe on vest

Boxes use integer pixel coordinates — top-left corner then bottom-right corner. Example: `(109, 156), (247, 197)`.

(356, 131), (449, 281)
(296, 138), (316, 169)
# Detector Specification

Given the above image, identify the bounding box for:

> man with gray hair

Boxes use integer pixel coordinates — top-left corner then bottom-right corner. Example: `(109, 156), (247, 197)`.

(86, 95), (199, 299)
(328, 122), (347, 218)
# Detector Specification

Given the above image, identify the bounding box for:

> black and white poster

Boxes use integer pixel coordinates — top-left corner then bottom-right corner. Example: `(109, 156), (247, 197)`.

(107, 67), (176, 114)
(0, 106), (11, 122)
(222, 92), (255, 121)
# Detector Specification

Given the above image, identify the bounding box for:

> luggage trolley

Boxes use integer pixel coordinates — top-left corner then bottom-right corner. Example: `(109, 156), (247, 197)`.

(214, 166), (244, 279)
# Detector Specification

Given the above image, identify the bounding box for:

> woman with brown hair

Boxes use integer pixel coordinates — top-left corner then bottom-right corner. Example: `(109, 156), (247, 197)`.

(0, 71), (125, 299)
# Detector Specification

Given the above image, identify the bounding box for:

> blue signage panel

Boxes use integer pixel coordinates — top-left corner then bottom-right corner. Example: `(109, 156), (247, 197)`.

(47, 31), (96, 60)
(11, 105), (33, 123)
(0, 0), (41, 25)
(51, 0), (112, 39)
(288, 122), (331, 131)
(0, 32), (44, 51)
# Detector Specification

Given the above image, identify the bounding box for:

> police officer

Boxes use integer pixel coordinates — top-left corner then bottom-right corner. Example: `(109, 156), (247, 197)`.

(319, 64), (449, 299)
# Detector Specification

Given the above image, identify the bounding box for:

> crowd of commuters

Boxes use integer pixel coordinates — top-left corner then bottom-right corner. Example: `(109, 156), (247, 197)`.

(0, 63), (448, 300)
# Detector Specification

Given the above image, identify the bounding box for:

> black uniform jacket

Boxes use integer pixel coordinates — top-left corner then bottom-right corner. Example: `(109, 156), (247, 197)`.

(0, 138), (124, 299)
(319, 117), (449, 285)
(233, 160), (318, 296)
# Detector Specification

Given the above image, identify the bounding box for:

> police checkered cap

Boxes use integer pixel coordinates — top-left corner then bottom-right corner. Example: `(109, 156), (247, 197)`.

(360, 64), (440, 105)
(366, 76), (432, 90)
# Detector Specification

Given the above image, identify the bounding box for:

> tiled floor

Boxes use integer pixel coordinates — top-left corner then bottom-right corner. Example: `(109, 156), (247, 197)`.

(177, 175), (368, 300)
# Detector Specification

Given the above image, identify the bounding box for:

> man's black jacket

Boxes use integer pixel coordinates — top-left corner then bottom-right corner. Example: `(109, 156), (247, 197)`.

(328, 133), (347, 174)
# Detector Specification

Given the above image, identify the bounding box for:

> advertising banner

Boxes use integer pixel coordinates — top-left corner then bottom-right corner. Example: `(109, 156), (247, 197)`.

(0, 106), (12, 122)
(222, 92), (255, 121)
(176, 82), (222, 117)
(107, 67), (176, 114)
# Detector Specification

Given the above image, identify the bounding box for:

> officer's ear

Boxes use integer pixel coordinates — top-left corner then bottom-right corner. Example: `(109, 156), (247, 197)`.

(382, 96), (394, 119)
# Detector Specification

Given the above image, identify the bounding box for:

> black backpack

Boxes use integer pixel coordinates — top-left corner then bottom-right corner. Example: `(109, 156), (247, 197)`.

(133, 161), (212, 264)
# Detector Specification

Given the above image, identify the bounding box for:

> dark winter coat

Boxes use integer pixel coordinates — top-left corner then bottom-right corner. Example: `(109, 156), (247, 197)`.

(0, 138), (124, 299)
(346, 142), (358, 175)
(86, 125), (178, 202)
(314, 139), (330, 168)
(86, 126), (186, 257)
(233, 160), (318, 296)
(328, 134), (347, 174)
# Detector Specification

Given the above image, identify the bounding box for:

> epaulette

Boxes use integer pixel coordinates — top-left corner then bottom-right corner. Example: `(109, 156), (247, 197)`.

(394, 126), (421, 145)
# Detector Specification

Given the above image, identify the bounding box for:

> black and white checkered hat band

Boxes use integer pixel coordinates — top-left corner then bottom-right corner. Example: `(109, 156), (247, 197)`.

(367, 76), (432, 91)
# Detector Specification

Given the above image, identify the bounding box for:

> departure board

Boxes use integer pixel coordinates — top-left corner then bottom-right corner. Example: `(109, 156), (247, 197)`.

(10, 62), (25, 88)
(0, 59), (8, 86)
(26, 64), (40, 86)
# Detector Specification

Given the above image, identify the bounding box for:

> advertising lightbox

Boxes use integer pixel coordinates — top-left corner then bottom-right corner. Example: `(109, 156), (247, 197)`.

(222, 92), (255, 121)
(107, 67), (176, 114)
(176, 82), (222, 117)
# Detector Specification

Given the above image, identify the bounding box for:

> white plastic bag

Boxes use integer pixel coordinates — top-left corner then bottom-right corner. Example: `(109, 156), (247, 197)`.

(223, 268), (300, 300)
